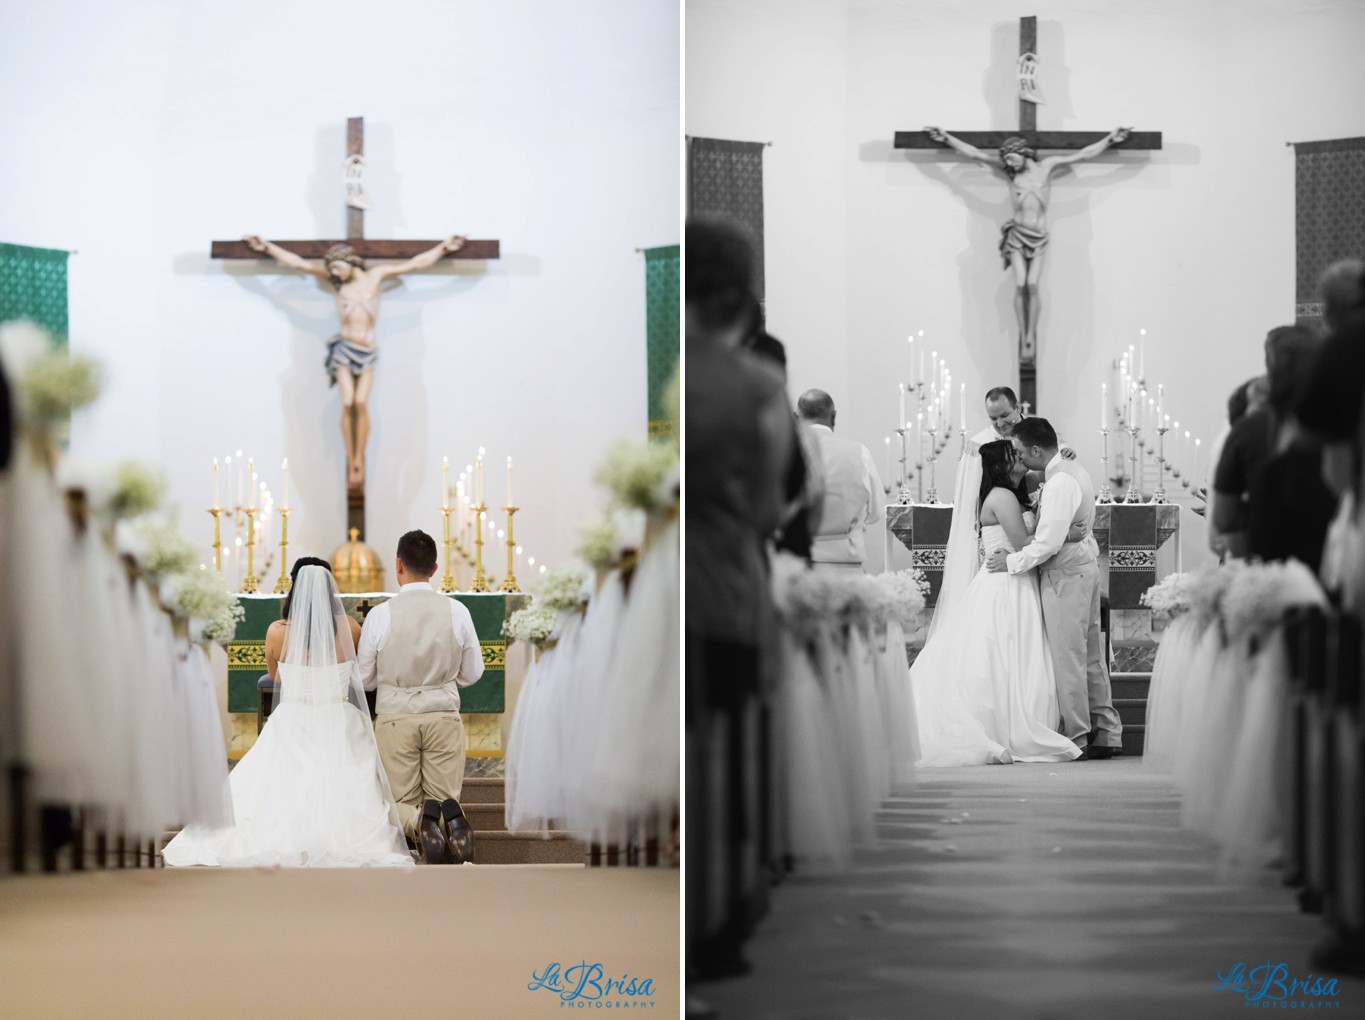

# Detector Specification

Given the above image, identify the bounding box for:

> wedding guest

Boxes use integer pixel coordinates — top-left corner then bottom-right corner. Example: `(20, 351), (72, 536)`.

(798, 389), (884, 572)
(1296, 258), (1365, 494)
(1205, 377), (1261, 556)
(1249, 331), (1334, 570)
(1213, 328), (1318, 552)
(686, 215), (795, 984)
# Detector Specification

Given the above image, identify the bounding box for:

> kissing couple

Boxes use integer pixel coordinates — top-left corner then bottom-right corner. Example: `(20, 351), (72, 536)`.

(909, 414), (1123, 765)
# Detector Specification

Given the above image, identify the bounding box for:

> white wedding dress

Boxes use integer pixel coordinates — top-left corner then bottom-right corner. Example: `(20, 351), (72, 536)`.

(163, 660), (413, 868)
(911, 513), (1082, 766)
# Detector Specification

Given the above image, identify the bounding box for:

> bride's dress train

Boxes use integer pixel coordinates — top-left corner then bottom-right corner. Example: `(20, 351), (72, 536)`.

(163, 661), (412, 868)
(911, 519), (1081, 766)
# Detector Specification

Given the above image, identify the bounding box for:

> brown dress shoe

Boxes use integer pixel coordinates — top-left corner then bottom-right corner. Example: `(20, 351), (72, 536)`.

(441, 798), (476, 864)
(418, 799), (447, 863)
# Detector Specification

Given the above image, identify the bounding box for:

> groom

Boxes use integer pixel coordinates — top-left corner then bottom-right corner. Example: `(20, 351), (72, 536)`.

(985, 417), (1123, 759)
(358, 530), (485, 861)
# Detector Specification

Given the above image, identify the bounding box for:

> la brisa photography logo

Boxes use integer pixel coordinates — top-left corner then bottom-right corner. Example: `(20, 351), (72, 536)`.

(528, 961), (657, 1008)
(1213, 961), (1342, 1009)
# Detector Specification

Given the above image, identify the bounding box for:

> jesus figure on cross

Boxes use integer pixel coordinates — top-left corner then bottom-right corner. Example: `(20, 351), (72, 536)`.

(924, 126), (1130, 361)
(243, 233), (465, 490)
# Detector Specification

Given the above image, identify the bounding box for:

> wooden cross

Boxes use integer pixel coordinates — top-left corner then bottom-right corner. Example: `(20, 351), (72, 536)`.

(894, 16), (1162, 413)
(210, 117), (500, 542)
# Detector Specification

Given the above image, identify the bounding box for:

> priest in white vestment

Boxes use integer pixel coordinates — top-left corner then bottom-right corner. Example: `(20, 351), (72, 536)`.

(797, 389), (883, 572)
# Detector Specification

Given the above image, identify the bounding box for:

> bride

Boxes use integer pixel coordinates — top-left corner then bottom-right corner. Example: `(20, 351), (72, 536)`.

(910, 440), (1082, 766)
(163, 559), (413, 867)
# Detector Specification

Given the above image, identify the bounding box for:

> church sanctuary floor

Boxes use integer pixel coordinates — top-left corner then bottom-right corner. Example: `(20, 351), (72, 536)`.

(698, 759), (1364, 1019)
(0, 865), (678, 1017)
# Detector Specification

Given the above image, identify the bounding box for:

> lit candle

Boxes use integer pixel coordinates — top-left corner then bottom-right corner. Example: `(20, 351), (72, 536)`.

(506, 456), (514, 507)
(248, 459), (255, 507)
(476, 449), (485, 505)
(280, 457), (289, 510)
(884, 436), (891, 480)
(899, 382), (906, 427)
(1101, 382), (1107, 428)
(919, 347), (925, 386)
(907, 336), (914, 388)
(959, 383), (966, 430)
(442, 456), (450, 509)
(944, 374), (951, 428)
(1156, 384), (1163, 422)
(1195, 438), (1202, 483)
(931, 351), (938, 390)
(213, 458), (219, 508)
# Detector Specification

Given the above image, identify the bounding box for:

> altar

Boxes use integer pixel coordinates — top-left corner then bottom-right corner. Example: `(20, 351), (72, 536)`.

(223, 592), (529, 764)
(886, 500), (1183, 672)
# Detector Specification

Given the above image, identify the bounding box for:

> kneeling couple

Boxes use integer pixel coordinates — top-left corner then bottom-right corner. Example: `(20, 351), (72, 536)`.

(164, 529), (484, 867)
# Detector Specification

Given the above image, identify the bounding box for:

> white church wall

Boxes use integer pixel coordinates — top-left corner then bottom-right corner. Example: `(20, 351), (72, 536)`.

(0, 0), (679, 581)
(688, 0), (1365, 574)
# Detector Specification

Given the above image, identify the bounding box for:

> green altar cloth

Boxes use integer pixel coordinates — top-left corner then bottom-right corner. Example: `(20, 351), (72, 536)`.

(224, 593), (512, 714)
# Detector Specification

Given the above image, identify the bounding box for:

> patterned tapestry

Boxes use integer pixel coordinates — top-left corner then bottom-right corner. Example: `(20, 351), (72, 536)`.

(1294, 138), (1365, 328)
(0, 242), (69, 346)
(644, 244), (679, 441)
(687, 137), (766, 301)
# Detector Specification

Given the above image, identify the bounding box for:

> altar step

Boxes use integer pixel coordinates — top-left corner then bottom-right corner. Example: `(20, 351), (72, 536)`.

(1111, 672), (1149, 757)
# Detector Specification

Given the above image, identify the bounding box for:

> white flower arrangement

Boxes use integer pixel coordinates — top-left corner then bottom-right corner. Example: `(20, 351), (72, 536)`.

(876, 569), (931, 631)
(1186, 561), (1247, 625)
(843, 573), (899, 630)
(1140, 572), (1195, 618)
(594, 438), (678, 512)
(770, 556), (831, 633)
(1222, 560), (1327, 642)
(503, 603), (560, 647)
(0, 321), (103, 441)
(130, 516), (197, 578)
(575, 512), (623, 570)
(106, 460), (166, 519)
(160, 569), (244, 645)
(535, 562), (589, 612)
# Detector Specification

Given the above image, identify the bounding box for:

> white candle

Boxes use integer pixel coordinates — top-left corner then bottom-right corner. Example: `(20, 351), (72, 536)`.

(1195, 438), (1202, 483)
(248, 459), (255, 508)
(907, 336), (914, 388)
(884, 436), (891, 480)
(476, 455), (484, 505)
(959, 383), (966, 429)
(213, 458), (219, 509)
(919, 348), (925, 387)
(916, 412), (923, 463)
(944, 374), (951, 428)
(506, 456), (514, 507)
(442, 456), (449, 509)
(899, 382), (906, 426)
(1100, 383), (1107, 428)
(1157, 384), (1163, 422)
(280, 457), (289, 510)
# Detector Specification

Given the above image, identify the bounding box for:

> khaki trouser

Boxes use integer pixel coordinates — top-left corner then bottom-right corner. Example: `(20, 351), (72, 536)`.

(1039, 561), (1123, 749)
(375, 712), (465, 838)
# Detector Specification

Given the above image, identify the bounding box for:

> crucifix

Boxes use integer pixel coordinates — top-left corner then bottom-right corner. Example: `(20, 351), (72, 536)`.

(211, 116), (500, 542)
(895, 16), (1162, 413)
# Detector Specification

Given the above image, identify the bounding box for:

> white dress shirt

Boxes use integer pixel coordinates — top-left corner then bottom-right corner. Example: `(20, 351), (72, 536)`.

(356, 582), (485, 700)
(1006, 453), (1099, 574)
(808, 423), (884, 567)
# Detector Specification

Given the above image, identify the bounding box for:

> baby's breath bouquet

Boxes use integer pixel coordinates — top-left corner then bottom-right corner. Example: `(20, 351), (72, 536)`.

(594, 438), (678, 512)
(0, 321), (103, 443)
(106, 460), (166, 518)
(771, 558), (831, 634)
(536, 562), (589, 612)
(131, 516), (198, 578)
(877, 569), (931, 631)
(161, 568), (244, 645)
(843, 572), (898, 630)
(1187, 561), (1247, 626)
(1140, 572), (1195, 620)
(503, 603), (560, 648)
(1222, 560), (1326, 642)
(576, 512), (623, 570)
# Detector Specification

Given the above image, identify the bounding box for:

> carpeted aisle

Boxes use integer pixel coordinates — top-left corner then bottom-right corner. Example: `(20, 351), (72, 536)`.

(0, 865), (678, 1017)
(698, 758), (1363, 1019)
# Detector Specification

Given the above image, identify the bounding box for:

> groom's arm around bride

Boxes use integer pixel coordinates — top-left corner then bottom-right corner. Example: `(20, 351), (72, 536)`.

(357, 530), (485, 861)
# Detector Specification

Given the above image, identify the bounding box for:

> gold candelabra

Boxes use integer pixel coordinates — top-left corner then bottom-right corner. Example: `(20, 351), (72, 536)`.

(438, 505), (458, 593)
(272, 507), (293, 594)
(468, 504), (491, 592)
(497, 506), (522, 593)
(240, 505), (260, 593)
(208, 507), (226, 574)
